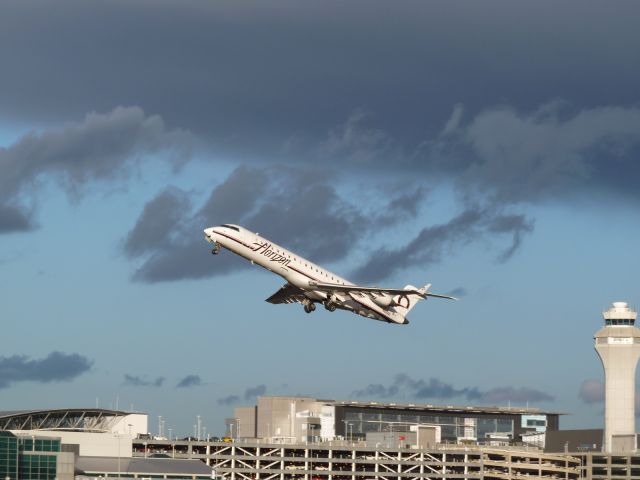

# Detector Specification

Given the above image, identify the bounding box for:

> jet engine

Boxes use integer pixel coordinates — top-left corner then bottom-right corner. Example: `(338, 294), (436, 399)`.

(371, 294), (394, 308)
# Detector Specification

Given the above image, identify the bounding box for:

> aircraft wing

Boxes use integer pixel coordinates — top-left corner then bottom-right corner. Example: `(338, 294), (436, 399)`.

(265, 283), (308, 304)
(307, 281), (457, 300)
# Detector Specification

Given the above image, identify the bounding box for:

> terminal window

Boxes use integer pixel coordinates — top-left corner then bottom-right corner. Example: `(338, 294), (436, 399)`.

(526, 419), (546, 427)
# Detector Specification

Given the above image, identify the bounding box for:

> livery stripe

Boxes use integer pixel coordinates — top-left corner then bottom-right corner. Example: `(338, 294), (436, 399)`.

(215, 231), (254, 249)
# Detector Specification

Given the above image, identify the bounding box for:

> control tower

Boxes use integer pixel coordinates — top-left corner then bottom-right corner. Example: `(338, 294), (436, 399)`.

(594, 302), (640, 453)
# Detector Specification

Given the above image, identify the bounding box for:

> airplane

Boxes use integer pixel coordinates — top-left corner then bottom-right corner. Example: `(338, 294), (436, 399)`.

(203, 224), (456, 325)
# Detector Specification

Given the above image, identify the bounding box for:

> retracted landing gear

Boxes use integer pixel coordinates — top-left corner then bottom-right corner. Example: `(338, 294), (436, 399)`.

(211, 242), (221, 255)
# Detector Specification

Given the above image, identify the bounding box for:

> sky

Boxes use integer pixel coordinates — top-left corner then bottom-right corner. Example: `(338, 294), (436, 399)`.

(2, 0), (640, 437)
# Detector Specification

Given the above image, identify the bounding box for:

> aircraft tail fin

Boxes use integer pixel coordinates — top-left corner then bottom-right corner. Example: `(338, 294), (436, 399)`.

(392, 284), (427, 316)
(393, 283), (457, 316)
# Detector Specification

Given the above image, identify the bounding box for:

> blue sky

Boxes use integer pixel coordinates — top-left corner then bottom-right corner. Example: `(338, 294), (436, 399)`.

(2, 0), (640, 436)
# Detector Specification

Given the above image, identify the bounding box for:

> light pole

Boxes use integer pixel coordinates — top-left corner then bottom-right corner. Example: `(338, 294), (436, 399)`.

(116, 433), (121, 479)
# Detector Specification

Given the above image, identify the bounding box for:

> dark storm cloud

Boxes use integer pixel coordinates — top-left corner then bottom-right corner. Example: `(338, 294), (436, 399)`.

(375, 187), (428, 225)
(0, 352), (92, 389)
(3, 0), (640, 155)
(0, 205), (33, 233)
(244, 384), (267, 400)
(123, 374), (165, 388)
(125, 165), (378, 283)
(0, 106), (191, 233)
(316, 109), (402, 164)
(125, 164), (536, 284)
(353, 374), (554, 404)
(4, 1), (640, 281)
(123, 188), (191, 258)
(488, 214), (534, 263)
(446, 103), (640, 203)
(176, 375), (203, 388)
(352, 207), (534, 283)
(216, 384), (267, 406)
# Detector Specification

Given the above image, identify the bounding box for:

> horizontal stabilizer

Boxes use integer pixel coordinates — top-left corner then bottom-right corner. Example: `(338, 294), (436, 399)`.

(420, 283), (457, 301)
(425, 292), (458, 300)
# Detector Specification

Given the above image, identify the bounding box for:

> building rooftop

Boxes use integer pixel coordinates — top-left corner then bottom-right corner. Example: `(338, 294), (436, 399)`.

(0, 408), (135, 431)
(327, 399), (564, 416)
(76, 456), (213, 476)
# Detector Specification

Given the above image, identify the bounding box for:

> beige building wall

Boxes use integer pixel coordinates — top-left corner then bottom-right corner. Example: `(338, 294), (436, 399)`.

(234, 406), (257, 438)
(256, 396), (325, 441)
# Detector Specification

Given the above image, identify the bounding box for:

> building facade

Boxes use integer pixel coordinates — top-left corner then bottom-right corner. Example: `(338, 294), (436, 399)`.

(233, 396), (560, 445)
(0, 431), (74, 480)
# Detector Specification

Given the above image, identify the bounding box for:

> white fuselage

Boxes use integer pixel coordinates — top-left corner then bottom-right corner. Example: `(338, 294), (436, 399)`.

(204, 225), (407, 324)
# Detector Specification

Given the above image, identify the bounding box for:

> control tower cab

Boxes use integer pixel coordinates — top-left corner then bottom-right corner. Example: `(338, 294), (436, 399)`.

(594, 302), (640, 453)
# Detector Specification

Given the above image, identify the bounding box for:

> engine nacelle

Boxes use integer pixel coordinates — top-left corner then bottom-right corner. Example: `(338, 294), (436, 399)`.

(372, 294), (394, 308)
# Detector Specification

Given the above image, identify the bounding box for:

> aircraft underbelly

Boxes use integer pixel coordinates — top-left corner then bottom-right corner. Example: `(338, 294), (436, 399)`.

(306, 290), (325, 301)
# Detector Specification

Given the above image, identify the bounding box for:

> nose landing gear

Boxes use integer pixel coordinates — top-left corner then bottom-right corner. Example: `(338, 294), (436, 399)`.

(211, 242), (221, 255)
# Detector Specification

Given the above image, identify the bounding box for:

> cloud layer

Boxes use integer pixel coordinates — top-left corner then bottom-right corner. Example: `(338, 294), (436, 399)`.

(440, 103), (640, 203)
(0, 106), (191, 233)
(176, 375), (203, 389)
(3, 1), (640, 153)
(123, 374), (165, 388)
(3, 2), (640, 287)
(217, 384), (267, 406)
(0, 352), (92, 389)
(353, 374), (554, 404)
(123, 164), (535, 283)
(352, 207), (533, 283)
(123, 165), (425, 283)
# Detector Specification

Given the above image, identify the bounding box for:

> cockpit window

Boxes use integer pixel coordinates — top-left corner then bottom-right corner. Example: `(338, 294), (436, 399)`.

(220, 224), (240, 232)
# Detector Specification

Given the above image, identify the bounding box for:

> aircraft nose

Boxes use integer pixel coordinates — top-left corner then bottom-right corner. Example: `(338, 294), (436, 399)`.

(204, 227), (217, 241)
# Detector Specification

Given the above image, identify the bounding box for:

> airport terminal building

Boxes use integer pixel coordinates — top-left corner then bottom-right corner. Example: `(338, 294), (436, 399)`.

(229, 396), (559, 446)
